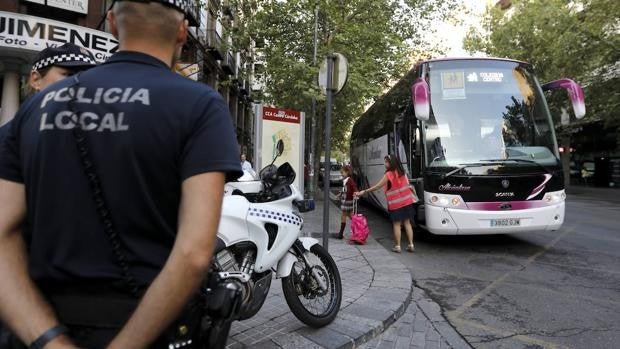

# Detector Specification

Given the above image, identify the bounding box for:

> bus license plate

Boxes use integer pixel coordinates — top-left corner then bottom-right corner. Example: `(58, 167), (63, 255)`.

(490, 218), (520, 227)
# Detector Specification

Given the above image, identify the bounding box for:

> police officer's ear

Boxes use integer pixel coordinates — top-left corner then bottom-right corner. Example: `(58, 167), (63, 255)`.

(29, 70), (44, 92)
(107, 9), (120, 39)
(176, 19), (189, 47)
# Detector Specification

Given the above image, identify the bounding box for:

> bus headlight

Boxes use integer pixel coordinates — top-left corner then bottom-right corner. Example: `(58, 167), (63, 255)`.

(428, 194), (464, 208)
(543, 190), (566, 203)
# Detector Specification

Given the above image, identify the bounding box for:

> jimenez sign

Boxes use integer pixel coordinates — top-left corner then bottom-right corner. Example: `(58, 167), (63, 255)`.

(0, 11), (117, 62)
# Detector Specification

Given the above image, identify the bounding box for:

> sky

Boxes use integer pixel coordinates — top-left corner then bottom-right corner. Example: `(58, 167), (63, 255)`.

(432, 0), (490, 57)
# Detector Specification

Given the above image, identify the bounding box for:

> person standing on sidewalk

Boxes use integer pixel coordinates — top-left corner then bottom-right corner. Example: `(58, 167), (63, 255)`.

(333, 165), (358, 239)
(0, 0), (241, 348)
(355, 155), (417, 253)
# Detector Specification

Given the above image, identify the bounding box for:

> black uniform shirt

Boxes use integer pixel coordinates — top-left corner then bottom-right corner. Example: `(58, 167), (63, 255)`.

(0, 123), (8, 146)
(0, 51), (242, 288)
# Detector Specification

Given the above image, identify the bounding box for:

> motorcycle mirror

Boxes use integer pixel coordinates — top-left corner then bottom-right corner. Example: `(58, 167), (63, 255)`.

(276, 140), (284, 156)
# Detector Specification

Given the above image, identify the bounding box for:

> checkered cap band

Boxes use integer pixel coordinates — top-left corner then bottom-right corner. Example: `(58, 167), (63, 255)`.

(32, 53), (98, 71)
(116, 0), (192, 14)
(164, 0), (191, 12)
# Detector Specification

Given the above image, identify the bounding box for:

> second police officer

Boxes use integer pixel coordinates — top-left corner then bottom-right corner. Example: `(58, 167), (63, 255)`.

(0, 0), (242, 348)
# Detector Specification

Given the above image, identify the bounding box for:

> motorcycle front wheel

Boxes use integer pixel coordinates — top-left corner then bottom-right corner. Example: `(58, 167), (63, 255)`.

(281, 244), (342, 327)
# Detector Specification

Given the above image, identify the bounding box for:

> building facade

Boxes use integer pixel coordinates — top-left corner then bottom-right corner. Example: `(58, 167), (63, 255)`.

(0, 0), (257, 156)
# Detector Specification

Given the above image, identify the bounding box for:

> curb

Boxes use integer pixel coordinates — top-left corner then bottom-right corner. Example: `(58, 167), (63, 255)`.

(411, 286), (472, 349)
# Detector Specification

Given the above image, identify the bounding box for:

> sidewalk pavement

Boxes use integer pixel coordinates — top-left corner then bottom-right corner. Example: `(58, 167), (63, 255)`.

(226, 195), (471, 349)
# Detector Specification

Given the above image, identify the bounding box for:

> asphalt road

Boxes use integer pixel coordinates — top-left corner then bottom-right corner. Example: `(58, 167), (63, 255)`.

(352, 191), (620, 349)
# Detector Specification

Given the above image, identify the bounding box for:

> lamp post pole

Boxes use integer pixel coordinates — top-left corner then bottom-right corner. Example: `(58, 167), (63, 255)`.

(322, 54), (336, 250)
(309, 6), (319, 200)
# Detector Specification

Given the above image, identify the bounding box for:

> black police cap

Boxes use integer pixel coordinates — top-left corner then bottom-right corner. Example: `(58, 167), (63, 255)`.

(32, 43), (97, 71)
(114, 0), (194, 17)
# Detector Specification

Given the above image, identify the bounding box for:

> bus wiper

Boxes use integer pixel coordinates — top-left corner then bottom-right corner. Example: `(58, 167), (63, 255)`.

(442, 162), (496, 179)
(479, 158), (551, 174)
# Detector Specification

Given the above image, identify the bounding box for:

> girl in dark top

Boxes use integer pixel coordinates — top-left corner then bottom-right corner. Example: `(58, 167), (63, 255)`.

(335, 165), (358, 239)
(356, 155), (417, 253)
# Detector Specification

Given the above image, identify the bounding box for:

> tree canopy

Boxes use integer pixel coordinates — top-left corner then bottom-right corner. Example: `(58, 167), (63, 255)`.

(237, 0), (457, 153)
(464, 0), (619, 144)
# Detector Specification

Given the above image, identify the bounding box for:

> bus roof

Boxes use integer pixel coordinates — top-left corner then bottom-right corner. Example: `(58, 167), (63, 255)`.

(421, 56), (531, 66)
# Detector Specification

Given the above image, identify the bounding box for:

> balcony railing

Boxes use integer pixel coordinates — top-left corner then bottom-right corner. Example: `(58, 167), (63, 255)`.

(206, 29), (224, 60)
(221, 52), (236, 75)
(186, 5), (200, 27)
(238, 79), (249, 95)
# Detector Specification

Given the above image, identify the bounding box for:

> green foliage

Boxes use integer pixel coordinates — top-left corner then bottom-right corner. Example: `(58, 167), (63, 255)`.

(464, 0), (620, 140)
(233, 0), (457, 154)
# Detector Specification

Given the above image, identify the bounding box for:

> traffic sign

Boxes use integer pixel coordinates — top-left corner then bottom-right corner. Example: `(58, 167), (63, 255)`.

(318, 53), (348, 95)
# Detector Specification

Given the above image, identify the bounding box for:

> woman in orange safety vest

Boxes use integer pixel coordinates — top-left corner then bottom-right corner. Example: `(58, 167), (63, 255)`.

(355, 154), (418, 253)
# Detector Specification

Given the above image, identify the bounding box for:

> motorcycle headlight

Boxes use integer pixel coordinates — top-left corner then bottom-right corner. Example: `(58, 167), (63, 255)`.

(543, 190), (566, 203)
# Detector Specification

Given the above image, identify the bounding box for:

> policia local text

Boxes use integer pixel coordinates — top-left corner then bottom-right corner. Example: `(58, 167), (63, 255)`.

(38, 87), (151, 132)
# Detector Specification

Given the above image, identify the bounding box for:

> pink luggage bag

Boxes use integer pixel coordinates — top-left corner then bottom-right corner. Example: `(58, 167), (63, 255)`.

(349, 199), (369, 244)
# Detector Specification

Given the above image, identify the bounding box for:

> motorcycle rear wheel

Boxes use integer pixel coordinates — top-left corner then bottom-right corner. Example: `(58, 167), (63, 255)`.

(281, 244), (342, 327)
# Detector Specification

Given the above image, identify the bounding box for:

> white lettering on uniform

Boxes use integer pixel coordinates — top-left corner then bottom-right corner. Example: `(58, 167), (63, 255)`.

(55, 111), (75, 130)
(120, 88), (133, 103)
(40, 87), (150, 107)
(40, 113), (53, 130)
(41, 91), (55, 108)
(92, 88), (104, 104)
(128, 89), (150, 105)
(54, 87), (72, 103)
(80, 112), (99, 130)
(116, 113), (129, 131)
(38, 111), (129, 132)
(98, 113), (116, 132)
(103, 88), (122, 103)
(76, 87), (92, 103)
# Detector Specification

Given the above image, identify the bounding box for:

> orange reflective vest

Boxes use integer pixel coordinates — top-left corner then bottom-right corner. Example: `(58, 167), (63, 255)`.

(385, 171), (415, 211)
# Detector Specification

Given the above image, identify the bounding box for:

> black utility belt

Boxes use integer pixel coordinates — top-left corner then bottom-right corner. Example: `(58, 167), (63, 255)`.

(48, 293), (139, 328)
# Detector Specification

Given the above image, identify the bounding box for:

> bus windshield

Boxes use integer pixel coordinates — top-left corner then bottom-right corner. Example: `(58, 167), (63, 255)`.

(424, 60), (560, 171)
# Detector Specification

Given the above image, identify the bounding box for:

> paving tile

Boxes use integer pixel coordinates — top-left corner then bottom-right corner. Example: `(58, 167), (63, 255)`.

(296, 326), (353, 348)
(410, 331), (426, 347)
(270, 332), (324, 349)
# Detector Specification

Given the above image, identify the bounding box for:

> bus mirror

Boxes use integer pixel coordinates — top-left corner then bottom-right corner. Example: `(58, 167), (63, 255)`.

(542, 78), (586, 119)
(411, 78), (430, 121)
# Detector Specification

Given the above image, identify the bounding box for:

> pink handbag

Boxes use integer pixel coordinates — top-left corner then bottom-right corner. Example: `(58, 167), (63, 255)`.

(349, 199), (369, 245)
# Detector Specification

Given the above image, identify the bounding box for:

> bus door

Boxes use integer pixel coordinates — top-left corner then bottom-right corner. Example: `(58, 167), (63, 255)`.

(395, 109), (426, 223)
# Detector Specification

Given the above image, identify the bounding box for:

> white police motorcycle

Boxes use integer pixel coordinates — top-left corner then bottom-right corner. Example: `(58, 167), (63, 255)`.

(214, 140), (342, 328)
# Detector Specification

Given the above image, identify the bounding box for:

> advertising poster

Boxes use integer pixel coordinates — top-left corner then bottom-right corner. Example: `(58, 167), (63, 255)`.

(255, 105), (305, 191)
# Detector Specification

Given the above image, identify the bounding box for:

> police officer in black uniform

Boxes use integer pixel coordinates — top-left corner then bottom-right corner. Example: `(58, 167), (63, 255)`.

(0, 42), (98, 349)
(0, 0), (241, 348)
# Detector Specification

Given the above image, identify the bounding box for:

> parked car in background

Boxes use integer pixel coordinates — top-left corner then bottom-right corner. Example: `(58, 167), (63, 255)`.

(319, 162), (343, 186)
(328, 164), (343, 185)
